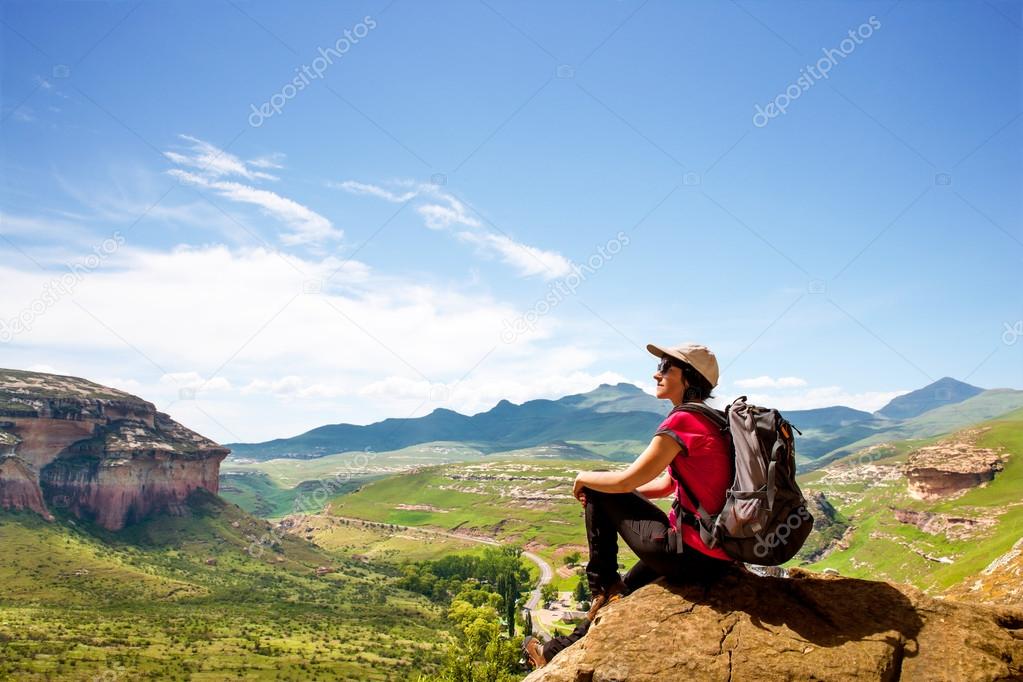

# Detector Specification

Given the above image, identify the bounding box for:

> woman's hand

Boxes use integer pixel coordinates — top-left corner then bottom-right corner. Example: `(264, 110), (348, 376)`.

(573, 473), (588, 507)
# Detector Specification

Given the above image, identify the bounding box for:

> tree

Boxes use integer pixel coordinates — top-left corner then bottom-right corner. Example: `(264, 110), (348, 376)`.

(573, 577), (589, 609)
(562, 551), (581, 566)
(416, 587), (522, 682)
(540, 583), (558, 607)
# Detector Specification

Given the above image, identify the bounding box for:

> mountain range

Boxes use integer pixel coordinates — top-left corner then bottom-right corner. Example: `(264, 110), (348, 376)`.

(226, 377), (1023, 471)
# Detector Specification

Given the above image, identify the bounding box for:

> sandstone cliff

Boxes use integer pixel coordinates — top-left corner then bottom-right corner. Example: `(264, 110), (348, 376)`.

(0, 368), (228, 530)
(525, 568), (1022, 681)
(902, 428), (1004, 500)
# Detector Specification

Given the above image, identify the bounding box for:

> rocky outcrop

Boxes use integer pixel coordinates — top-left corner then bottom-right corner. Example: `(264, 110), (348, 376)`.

(797, 490), (852, 562)
(525, 568), (1023, 681)
(892, 507), (996, 540)
(902, 430), (1004, 500)
(0, 368), (228, 530)
(947, 537), (1023, 607)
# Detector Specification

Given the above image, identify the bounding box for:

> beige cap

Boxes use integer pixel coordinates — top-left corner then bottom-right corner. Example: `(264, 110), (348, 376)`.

(646, 341), (719, 388)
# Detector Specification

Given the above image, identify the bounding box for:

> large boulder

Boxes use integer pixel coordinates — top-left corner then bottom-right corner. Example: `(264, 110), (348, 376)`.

(525, 568), (1022, 681)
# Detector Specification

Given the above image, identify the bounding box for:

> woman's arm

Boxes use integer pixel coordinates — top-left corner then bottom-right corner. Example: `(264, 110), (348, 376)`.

(572, 434), (680, 504)
(635, 470), (675, 499)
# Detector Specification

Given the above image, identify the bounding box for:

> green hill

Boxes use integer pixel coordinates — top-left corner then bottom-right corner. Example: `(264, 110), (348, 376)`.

(220, 440), (647, 519)
(803, 388), (1023, 471)
(0, 490), (449, 680)
(324, 456), (649, 591)
(795, 406), (1023, 594)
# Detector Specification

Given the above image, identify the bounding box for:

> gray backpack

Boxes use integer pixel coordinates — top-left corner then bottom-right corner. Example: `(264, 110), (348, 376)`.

(668, 396), (813, 566)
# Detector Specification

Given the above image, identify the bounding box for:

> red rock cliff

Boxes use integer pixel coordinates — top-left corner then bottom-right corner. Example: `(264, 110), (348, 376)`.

(0, 368), (228, 530)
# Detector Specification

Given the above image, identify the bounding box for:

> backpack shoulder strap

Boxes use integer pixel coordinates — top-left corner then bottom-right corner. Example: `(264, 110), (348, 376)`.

(669, 401), (729, 433)
(664, 401), (733, 536)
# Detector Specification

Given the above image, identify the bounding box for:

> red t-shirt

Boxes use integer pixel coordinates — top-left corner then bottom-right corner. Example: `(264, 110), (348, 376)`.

(656, 408), (733, 561)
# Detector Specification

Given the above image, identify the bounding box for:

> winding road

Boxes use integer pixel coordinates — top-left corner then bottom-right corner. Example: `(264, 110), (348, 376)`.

(299, 514), (555, 639)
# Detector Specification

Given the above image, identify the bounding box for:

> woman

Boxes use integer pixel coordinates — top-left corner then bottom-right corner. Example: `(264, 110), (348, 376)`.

(524, 341), (738, 669)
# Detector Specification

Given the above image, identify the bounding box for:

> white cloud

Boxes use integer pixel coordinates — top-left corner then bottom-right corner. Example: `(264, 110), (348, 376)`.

(357, 369), (631, 417)
(26, 363), (61, 374)
(1, 242), (613, 440)
(165, 134), (278, 181)
(456, 230), (575, 279)
(170, 170), (341, 246)
(333, 180), (418, 203)
(165, 136), (341, 246)
(742, 386), (908, 412)
(240, 375), (350, 399)
(416, 194), (481, 230)
(159, 371), (232, 392)
(336, 179), (573, 280)
(247, 153), (286, 170)
(733, 375), (808, 389)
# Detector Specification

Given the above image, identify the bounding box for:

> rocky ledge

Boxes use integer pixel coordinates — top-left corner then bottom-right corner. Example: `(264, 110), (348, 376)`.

(524, 568), (1022, 682)
(0, 368), (228, 530)
(902, 429), (1004, 501)
(946, 537), (1023, 608)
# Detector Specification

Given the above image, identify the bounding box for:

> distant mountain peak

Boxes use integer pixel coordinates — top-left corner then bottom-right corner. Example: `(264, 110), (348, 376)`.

(876, 377), (984, 421)
(593, 381), (646, 393)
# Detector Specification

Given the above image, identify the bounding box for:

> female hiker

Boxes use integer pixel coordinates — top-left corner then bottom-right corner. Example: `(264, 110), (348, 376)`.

(523, 341), (738, 670)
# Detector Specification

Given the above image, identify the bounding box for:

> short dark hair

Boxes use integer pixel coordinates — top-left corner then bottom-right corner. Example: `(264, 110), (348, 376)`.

(679, 362), (715, 403)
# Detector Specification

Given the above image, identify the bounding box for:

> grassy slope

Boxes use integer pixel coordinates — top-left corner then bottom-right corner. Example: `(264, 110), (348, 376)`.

(0, 492), (449, 681)
(796, 406), (1023, 593)
(302, 519), (490, 565)
(220, 442), (491, 519)
(326, 457), (650, 591)
(218, 470), (306, 518)
(221, 440), (641, 520)
(804, 389), (1023, 471)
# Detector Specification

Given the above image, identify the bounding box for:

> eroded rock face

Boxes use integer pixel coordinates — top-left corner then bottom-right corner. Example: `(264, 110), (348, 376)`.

(892, 507), (996, 540)
(0, 368), (228, 530)
(902, 430), (1004, 500)
(525, 569), (1023, 682)
(947, 537), (1023, 607)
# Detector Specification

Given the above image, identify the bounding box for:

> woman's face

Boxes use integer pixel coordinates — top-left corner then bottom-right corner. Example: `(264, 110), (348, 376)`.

(653, 360), (687, 403)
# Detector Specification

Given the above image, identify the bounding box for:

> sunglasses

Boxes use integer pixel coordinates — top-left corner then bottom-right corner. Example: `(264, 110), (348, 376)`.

(657, 356), (682, 374)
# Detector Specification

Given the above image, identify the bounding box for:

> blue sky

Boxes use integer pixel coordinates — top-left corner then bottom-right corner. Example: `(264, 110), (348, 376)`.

(1, 0), (1020, 443)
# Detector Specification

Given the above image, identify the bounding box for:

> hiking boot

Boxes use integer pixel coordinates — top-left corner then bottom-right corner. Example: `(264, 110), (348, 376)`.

(586, 579), (627, 621)
(522, 636), (546, 669)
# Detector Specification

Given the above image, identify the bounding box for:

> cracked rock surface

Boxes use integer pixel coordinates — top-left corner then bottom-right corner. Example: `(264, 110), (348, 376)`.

(524, 567), (1023, 682)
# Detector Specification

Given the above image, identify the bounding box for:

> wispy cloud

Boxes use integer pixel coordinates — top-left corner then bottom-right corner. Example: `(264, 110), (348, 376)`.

(247, 153), (286, 170)
(165, 135), (341, 246)
(742, 386), (908, 413)
(332, 180), (418, 203)
(335, 179), (573, 279)
(455, 230), (573, 279)
(417, 193), (481, 230)
(164, 134), (278, 181)
(159, 371), (232, 393)
(733, 375), (808, 389)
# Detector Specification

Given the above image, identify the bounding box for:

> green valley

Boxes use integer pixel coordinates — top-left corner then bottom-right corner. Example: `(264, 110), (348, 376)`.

(0, 491), (453, 681)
